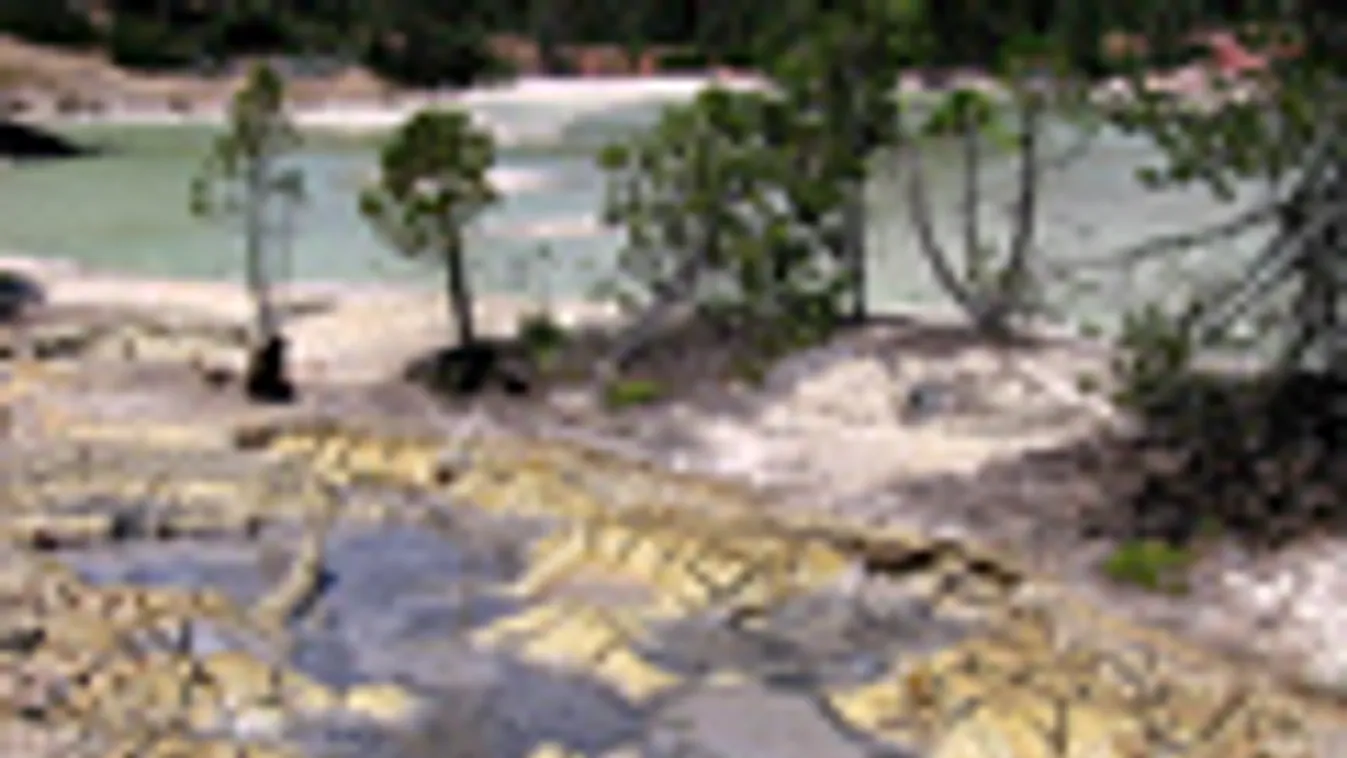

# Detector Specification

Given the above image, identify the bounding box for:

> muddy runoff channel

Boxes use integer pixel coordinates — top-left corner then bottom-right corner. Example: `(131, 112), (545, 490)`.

(0, 419), (1338, 758)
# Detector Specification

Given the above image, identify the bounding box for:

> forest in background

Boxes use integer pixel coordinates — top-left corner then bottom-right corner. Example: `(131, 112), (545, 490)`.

(0, 0), (1291, 87)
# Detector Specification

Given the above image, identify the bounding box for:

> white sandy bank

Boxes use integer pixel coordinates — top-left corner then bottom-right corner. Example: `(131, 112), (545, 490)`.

(38, 76), (768, 137)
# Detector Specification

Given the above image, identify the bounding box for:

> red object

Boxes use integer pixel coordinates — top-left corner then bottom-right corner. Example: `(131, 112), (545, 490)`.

(1204, 32), (1270, 75)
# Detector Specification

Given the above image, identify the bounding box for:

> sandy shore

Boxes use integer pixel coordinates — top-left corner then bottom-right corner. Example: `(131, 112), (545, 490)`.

(13, 75), (767, 140)
(1, 253), (625, 384)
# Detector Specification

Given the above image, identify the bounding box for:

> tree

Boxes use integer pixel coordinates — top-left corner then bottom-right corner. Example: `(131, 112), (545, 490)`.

(190, 62), (304, 403)
(1050, 2), (1347, 383)
(755, 0), (920, 322)
(1016, 1), (1347, 550)
(902, 31), (1105, 341)
(359, 109), (499, 353)
(597, 88), (847, 373)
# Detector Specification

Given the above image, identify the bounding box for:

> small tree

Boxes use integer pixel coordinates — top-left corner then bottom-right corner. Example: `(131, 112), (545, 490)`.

(756, 0), (918, 322)
(190, 62), (304, 402)
(359, 109), (499, 352)
(597, 88), (849, 376)
(904, 36), (1100, 341)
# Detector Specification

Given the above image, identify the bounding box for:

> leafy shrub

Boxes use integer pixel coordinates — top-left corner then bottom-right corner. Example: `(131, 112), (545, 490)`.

(1109, 302), (1198, 416)
(602, 378), (665, 409)
(516, 312), (568, 365)
(199, 10), (303, 58)
(1100, 539), (1195, 594)
(363, 22), (513, 89)
(107, 18), (200, 71)
(0, 5), (99, 49)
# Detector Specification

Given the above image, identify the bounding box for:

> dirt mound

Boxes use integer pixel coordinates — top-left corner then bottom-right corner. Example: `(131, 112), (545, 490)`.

(0, 34), (395, 109)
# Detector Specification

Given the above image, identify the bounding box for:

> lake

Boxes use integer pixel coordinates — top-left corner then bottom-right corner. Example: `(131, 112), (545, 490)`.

(0, 82), (1269, 332)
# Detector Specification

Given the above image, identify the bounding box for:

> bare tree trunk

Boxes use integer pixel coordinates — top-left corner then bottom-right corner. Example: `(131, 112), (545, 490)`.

(241, 156), (293, 403)
(244, 161), (278, 345)
(841, 180), (868, 321)
(960, 107), (982, 282)
(445, 237), (476, 348)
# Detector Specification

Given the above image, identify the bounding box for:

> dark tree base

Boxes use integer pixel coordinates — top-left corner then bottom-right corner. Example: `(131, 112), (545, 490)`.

(244, 336), (297, 404)
(404, 342), (533, 398)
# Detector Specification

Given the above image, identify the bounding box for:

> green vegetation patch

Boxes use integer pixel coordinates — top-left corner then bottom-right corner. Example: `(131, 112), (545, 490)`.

(602, 378), (666, 410)
(1100, 539), (1197, 595)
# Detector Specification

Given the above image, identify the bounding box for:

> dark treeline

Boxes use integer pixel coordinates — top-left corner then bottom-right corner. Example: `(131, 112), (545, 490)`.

(0, 0), (1301, 86)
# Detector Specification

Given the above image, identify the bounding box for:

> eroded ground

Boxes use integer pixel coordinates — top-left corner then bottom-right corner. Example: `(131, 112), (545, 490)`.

(4, 351), (1347, 758)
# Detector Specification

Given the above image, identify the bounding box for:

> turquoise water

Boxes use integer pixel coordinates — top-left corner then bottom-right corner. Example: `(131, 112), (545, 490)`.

(0, 98), (1268, 323)
(0, 126), (618, 296)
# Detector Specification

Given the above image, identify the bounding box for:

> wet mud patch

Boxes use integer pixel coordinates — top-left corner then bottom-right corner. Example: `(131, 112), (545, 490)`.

(60, 516), (536, 683)
(286, 659), (649, 758)
(35, 490), (684, 757)
(638, 590), (975, 691)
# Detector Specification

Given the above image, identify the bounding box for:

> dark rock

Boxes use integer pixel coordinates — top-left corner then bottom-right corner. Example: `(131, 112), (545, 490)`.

(0, 120), (91, 159)
(0, 269), (45, 321)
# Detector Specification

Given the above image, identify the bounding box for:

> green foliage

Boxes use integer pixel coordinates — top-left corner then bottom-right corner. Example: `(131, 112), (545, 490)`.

(198, 10), (304, 59)
(759, 0), (913, 175)
(598, 87), (846, 321)
(1097, 10), (1347, 384)
(1109, 302), (1198, 413)
(919, 88), (1002, 138)
(360, 110), (498, 261)
(0, 4), (99, 49)
(516, 311), (568, 366)
(1100, 539), (1195, 594)
(602, 377), (666, 409)
(655, 49), (713, 72)
(189, 62), (304, 395)
(360, 109), (499, 347)
(106, 16), (201, 71)
(190, 64), (304, 224)
(362, 20), (513, 89)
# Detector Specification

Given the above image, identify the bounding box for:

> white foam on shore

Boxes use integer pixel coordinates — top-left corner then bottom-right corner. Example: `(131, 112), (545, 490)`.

(487, 166), (555, 195)
(41, 76), (768, 144)
(483, 214), (604, 241)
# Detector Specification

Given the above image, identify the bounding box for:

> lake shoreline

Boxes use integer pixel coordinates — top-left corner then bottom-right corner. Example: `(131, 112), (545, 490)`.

(8, 67), (1254, 138)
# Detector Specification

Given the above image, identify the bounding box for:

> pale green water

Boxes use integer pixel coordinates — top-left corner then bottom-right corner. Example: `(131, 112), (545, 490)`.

(0, 101), (1268, 326)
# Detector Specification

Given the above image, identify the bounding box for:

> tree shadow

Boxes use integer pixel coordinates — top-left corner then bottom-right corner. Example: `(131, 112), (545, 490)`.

(400, 307), (1087, 424)
(851, 366), (1347, 559)
(1077, 367), (1347, 551)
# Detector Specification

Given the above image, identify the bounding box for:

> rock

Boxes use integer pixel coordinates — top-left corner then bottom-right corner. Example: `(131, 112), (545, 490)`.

(0, 269), (45, 322)
(0, 121), (90, 160)
(651, 682), (875, 758)
(342, 682), (424, 725)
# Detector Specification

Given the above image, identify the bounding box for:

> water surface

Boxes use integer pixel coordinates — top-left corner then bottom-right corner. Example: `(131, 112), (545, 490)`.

(0, 90), (1271, 330)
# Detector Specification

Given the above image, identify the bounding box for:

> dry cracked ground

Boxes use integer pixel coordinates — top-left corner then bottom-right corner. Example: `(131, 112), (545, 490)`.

(3, 320), (1347, 758)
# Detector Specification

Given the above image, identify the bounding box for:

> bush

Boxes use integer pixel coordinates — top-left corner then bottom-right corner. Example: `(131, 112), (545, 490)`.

(363, 22), (513, 89)
(516, 312), (568, 366)
(655, 48), (713, 72)
(107, 18), (200, 71)
(0, 5), (99, 49)
(1100, 539), (1194, 594)
(199, 10), (303, 58)
(602, 378), (665, 409)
